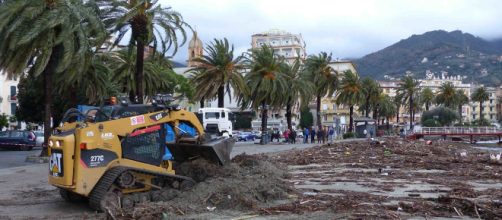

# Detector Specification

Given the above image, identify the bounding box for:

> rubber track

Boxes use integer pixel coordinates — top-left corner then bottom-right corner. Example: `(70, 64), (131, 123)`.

(88, 166), (195, 211)
(88, 167), (128, 211)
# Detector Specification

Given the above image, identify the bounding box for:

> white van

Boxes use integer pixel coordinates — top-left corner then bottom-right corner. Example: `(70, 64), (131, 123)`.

(198, 108), (233, 136)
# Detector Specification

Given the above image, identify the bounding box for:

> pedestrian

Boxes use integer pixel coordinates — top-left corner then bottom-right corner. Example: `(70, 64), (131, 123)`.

(310, 127), (316, 144)
(304, 127), (309, 143)
(283, 129), (290, 143)
(317, 128), (322, 144)
(328, 127), (334, 144)
(290, 130), (296, 144)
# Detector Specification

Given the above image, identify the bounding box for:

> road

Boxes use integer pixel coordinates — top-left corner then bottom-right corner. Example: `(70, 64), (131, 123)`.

(0, 147), (42, 169)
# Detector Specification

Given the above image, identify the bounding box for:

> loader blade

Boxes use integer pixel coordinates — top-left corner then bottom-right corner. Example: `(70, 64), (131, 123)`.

(167, 137), (235, 165)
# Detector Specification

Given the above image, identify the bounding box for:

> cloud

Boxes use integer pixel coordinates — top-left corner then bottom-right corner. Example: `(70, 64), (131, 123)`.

(160, 0), (502, 63)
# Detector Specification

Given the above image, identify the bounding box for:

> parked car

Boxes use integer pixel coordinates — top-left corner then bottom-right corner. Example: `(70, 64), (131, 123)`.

(238, 132), (256, 141)
(33, 131), (44, 147)
(0, 130), (37, 151)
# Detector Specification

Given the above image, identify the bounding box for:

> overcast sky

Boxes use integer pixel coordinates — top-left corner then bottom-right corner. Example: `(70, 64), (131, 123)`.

(160, 0), (502, 63)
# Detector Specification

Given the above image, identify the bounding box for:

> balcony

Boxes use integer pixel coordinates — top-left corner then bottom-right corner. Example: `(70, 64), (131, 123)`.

(7, 95), (17, 103)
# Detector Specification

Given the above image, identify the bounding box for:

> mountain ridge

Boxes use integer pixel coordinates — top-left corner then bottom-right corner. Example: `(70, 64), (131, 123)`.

(354, 30), (502, 86)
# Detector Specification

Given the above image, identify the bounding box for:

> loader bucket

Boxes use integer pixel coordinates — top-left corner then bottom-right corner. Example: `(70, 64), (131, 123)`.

(167, 137), (235, 165)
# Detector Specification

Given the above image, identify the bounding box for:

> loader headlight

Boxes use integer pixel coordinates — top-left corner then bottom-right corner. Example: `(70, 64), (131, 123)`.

(55, 141), (61, 147)
(48, 140), (54, 147)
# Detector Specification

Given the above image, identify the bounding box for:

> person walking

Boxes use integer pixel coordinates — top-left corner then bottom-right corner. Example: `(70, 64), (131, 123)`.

(328, 127), (334, 144)
(283, 129), (290, 143)
(304, 127), (309, 143)
(290, 130), (296, 144)
(310, 127), (316, 144)
(317, 128), (322, 144)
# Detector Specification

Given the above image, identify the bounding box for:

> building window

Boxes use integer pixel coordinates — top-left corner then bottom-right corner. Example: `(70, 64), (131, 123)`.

(10, 86), (16, 97)
(11, 103), (16, 115)
(332, 104), (337, 110)
(490, 107), (493, 112)
(323, 115), (327, 121)
(490, 115), (493, 119)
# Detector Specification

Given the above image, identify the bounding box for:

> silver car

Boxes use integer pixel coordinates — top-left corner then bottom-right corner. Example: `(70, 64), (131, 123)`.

(33, 131), (44, 147)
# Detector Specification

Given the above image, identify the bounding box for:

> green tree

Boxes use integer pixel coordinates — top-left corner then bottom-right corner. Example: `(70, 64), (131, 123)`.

(435, 82), (456, 109)
(99, 0), (190, 104)
(378, 94), (397, 129)
(189, 38), (247, 107)
(421, 107), (459, 126)
(107, 48), (185, 100)
(280, 59), (313, 130)
(454, 89), (469, 124)
(336, 71), (364, 132)
(360, 77), (380, 118)
(0, 0), (106, 153)
(420, 87), (434, 111)
(397, 76), (420, 130)
(0, 114), (8, 131)
(471, 87), (490, 120)
(303, 52), (337, 130)
(393, 93), (404, 123)
(299, 108), (314, 129)
(239, 46), (287, 144)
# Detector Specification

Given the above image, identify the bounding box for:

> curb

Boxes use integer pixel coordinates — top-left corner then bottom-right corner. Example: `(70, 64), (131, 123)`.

(25, 155), (49, 163)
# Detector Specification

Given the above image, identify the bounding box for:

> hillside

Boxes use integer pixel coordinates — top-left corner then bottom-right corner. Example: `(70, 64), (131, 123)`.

(354, 30), (502, 86)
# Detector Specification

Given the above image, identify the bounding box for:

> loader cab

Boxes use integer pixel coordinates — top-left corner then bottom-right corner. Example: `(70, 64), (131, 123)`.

(198, 108), (233, 136)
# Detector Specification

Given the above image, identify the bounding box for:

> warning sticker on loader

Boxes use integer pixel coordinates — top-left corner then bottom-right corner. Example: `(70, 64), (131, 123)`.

(49, 150), (63, 177)
(130, 115), (145, 125)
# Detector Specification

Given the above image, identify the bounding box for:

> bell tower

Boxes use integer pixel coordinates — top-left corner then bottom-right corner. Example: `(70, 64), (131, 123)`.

(187, 31), (203, 67)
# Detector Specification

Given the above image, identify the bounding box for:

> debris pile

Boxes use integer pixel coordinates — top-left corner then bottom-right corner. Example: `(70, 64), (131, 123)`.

(112, 154), (294, 219)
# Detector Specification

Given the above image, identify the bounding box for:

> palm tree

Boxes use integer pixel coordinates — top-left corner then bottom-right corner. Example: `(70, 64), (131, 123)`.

(0, 0), (106, 153)
(189, 38), (247, 108)
(336, 71), (364, 133)
(454, 89), (469, 124)
(393, 93), (404, 123)
(397, 76), (420, 130)
(239, 46), (287, 144)
(303, 52), (338, 130)
(107, 48), (181, 99)
(471, 87), (490, 120)
(280, 59), (313, 130)
(98, 0), (190, 103)
(421, 87), (434, 111)
(360, 78), (380, 118)
(435, 82), (457, 109)
(54, 53), (117, 106)
(378, 94), (397, 130)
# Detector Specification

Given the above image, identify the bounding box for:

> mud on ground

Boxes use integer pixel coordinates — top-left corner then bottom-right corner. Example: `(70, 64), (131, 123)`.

(269, 138), (502, 219)
(110, 138), (502, 219)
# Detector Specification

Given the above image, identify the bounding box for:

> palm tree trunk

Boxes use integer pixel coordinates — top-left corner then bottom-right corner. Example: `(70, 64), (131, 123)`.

(458, 105), (463, 124)
(200, 97), (205, 108)
(365, 96), (370, 118)
(349, 105), (354, 133)
(396, 105), (400, 123)
(316, 94), (321, 130)
(409, 95), (414, 130)
(217, 85), (224, 108)
(386, 117), (390, 130)
(260, 101), (268, 145)
(40, 44), (64, 157)
(135, 40), (145, 104)
(479, 101), (483, 120)
(286, 98), (292, 130)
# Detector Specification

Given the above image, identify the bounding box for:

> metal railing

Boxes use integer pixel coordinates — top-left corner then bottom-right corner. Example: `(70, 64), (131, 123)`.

(418, 127), (502, 134)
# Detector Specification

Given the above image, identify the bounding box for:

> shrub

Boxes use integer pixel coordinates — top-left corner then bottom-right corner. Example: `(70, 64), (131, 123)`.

(422, 119), (440, 127)
(421, 107), (459, 126)
(343, 132), (356, 139)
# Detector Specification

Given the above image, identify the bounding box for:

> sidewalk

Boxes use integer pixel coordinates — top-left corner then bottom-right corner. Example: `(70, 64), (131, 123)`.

(231, 138), (367, 158)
